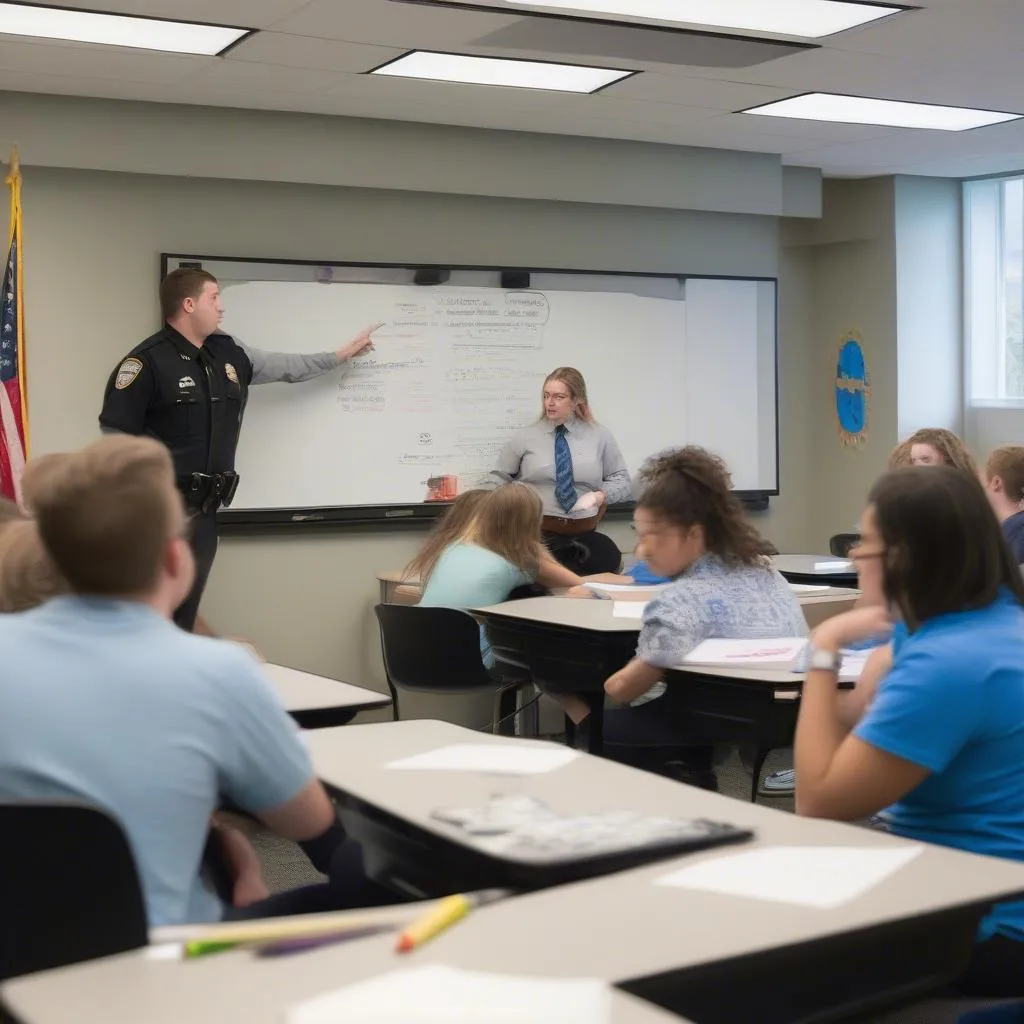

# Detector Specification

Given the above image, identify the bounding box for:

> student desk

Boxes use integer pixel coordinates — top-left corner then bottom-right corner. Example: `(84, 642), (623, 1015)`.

(376, 569), (421, 605)
(772, 553), (858, 587)
(301, 719), (1024, 1023)
(0, 946), (684, 1024)
(473, 594), (857, 764)
(264, 664), (392, 729)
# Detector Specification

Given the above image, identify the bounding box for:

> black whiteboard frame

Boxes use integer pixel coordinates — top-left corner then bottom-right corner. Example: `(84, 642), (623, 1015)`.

(160, 253), (780, 530)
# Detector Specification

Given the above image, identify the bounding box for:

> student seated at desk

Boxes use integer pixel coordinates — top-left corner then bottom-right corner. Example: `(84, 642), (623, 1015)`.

(887, 427), (977, 473)
(414, 483), (584, 668)
(983, 445), (1024, 563)
(596, 447), (807, 789)
(0, 436), (396, 926)
(795, 466), (1024, 998)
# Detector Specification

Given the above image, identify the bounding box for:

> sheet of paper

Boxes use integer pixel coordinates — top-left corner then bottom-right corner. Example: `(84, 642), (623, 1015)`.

(584, 581), (670, 595)
(814, 560), (853, 572)
(287, 966), (612, 1024)
(655, 845), (922, 909)
(387, 743), (580, 775)
(682, 637), (808, 667)
(839, 651), (870, 682)
(612, 601), (646, 619)
(789, 583), (831, 593)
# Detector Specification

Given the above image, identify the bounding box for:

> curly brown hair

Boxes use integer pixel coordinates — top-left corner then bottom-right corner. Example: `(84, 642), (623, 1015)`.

(637, 447), (769, 567)
(887, 429), (977, 473)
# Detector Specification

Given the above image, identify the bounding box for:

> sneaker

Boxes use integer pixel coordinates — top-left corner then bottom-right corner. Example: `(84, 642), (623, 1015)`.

(760, 767), (795, 796)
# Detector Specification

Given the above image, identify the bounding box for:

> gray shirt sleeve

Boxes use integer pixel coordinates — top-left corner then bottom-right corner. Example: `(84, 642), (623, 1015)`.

(237, 340), (344, 386)
(598, 427), (632, 505)
(481, 434), (527, 490)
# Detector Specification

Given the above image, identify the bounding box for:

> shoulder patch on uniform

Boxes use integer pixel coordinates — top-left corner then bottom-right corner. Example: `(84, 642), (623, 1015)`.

(224, 362), (239, 384)
(115, 357), (144, 390)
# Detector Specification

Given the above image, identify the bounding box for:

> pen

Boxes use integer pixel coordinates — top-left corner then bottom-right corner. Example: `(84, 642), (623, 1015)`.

(395, 888), (510, 954)
(257, 924), (396, 958)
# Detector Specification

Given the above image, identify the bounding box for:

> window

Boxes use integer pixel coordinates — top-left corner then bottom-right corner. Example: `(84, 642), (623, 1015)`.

(965, 176), (1024, 404)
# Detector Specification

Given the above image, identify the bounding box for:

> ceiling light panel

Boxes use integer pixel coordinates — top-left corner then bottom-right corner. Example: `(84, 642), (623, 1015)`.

(0, 2), (250, 55)
(742, 93), (1022, 131)
(453, 0), (905, 38)
(370, 51), (634, 93)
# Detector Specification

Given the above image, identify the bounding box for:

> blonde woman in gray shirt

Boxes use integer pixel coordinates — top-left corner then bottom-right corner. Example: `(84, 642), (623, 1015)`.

(485, 367), (632, 574)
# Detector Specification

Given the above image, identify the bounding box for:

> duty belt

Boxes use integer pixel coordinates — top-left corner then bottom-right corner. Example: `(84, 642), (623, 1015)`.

(178, 472), (240, 515)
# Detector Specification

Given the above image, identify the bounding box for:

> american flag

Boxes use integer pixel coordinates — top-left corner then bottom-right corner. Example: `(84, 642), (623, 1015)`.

(1, 150), (27, 503)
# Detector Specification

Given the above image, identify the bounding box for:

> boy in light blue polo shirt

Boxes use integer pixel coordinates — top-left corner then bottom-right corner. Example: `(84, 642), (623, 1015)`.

(0, 436), (351, 926)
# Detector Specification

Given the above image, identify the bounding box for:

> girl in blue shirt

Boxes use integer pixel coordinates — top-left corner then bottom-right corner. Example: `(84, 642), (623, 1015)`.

(795, 465), (1024, 998)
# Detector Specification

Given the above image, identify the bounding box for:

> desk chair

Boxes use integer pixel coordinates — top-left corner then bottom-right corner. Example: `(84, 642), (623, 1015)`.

(0, 801), (148, 981)
(374, 604), (535, 736)
(830, 533), (859, 557)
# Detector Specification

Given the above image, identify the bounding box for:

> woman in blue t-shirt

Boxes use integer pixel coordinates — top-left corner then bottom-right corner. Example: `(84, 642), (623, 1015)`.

(795, 465), (1024, 998)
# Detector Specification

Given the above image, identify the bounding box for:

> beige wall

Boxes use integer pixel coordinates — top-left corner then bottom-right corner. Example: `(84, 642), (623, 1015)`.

(15, 164), (792, 714)
(782, 178), (900, 549)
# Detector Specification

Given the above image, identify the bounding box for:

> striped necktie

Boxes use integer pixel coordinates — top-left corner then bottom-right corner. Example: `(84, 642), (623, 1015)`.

(554, 424), (576, 513)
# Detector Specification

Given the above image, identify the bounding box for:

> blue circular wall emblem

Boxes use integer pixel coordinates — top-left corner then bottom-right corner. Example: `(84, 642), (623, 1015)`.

(835, 333), (870, 448)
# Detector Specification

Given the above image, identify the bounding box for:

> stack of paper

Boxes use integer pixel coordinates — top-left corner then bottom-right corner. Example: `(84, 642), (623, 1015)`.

(287, 966), (612, 1024)
(814, 560), (853, 572)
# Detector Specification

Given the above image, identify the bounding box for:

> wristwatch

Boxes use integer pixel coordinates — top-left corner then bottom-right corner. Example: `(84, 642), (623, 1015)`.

(806, 645), (842, 673)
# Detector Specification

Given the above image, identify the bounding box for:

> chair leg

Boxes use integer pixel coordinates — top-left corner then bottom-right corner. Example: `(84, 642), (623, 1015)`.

(519, 685), (541, 737)
(750, 747), (771, 803)
(495, 686), (519, 736)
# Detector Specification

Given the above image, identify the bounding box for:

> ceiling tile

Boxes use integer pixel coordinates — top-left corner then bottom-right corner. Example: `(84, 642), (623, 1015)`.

(0, 37), (211, 82)
(270, 0), (519, 46)
(23, 0), (312, 29)
(188, 59), (347, 93)
(601, 73), (792, 112)
(225, 32), (400, 72)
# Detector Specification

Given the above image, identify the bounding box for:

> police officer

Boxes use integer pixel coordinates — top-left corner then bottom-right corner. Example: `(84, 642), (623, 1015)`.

(99, 267), (380, 631)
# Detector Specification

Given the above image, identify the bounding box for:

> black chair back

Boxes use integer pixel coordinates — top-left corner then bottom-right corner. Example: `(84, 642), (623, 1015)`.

(829, 533), (859, 558)
(374, 604), (496, 701)
(0, 801), (148, 980)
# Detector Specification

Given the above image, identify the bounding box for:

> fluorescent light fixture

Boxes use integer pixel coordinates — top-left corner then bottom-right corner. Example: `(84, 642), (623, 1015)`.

(742, 93), (1022, 131)
(369, 51), (633, 93)
(482, 0), (904, 38)
(0, 2), (250, 55)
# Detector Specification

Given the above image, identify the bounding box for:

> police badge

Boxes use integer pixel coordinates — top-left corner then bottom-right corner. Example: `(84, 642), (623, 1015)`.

(224, 362), (239, 384)
(115, 357), (143, 390)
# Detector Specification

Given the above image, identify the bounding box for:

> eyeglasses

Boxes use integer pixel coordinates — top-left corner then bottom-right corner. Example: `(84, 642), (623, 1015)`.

(543, 392), (570, 401)
(849, 541), (884, 562)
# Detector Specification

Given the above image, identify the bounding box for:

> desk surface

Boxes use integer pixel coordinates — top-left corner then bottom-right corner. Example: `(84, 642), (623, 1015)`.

(772, 554), (857, 579)
(1, 945), (684, 1024)
(476, 591), (857, 636)
(303, 720), (1024, 985)
(263, 664), (391, 715)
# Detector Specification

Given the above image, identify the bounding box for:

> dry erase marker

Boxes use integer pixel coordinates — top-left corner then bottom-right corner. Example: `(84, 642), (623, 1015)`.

(395, 889), (510, 954)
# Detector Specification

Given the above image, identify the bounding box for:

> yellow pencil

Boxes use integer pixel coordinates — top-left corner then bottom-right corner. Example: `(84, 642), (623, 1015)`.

(395, 888), (510, 953)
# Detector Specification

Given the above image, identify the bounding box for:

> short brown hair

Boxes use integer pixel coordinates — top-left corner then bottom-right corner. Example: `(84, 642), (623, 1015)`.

(160, 267), (218, 321)
(638, 447), (769, 567)
(887, 428), (977, 473)
(23, 436), (184, 595)
(0, 519), (65, 612)
(0, 498), (25, 528)
(540, 368), (594, 423)
(985, 445), (1024, 502)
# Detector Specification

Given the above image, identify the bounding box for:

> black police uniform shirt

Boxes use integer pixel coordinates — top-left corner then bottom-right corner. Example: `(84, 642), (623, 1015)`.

(99, 325), (253, 481)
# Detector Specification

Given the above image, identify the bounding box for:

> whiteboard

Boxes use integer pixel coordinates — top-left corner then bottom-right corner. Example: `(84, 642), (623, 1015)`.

(163, 258), (778, 517)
